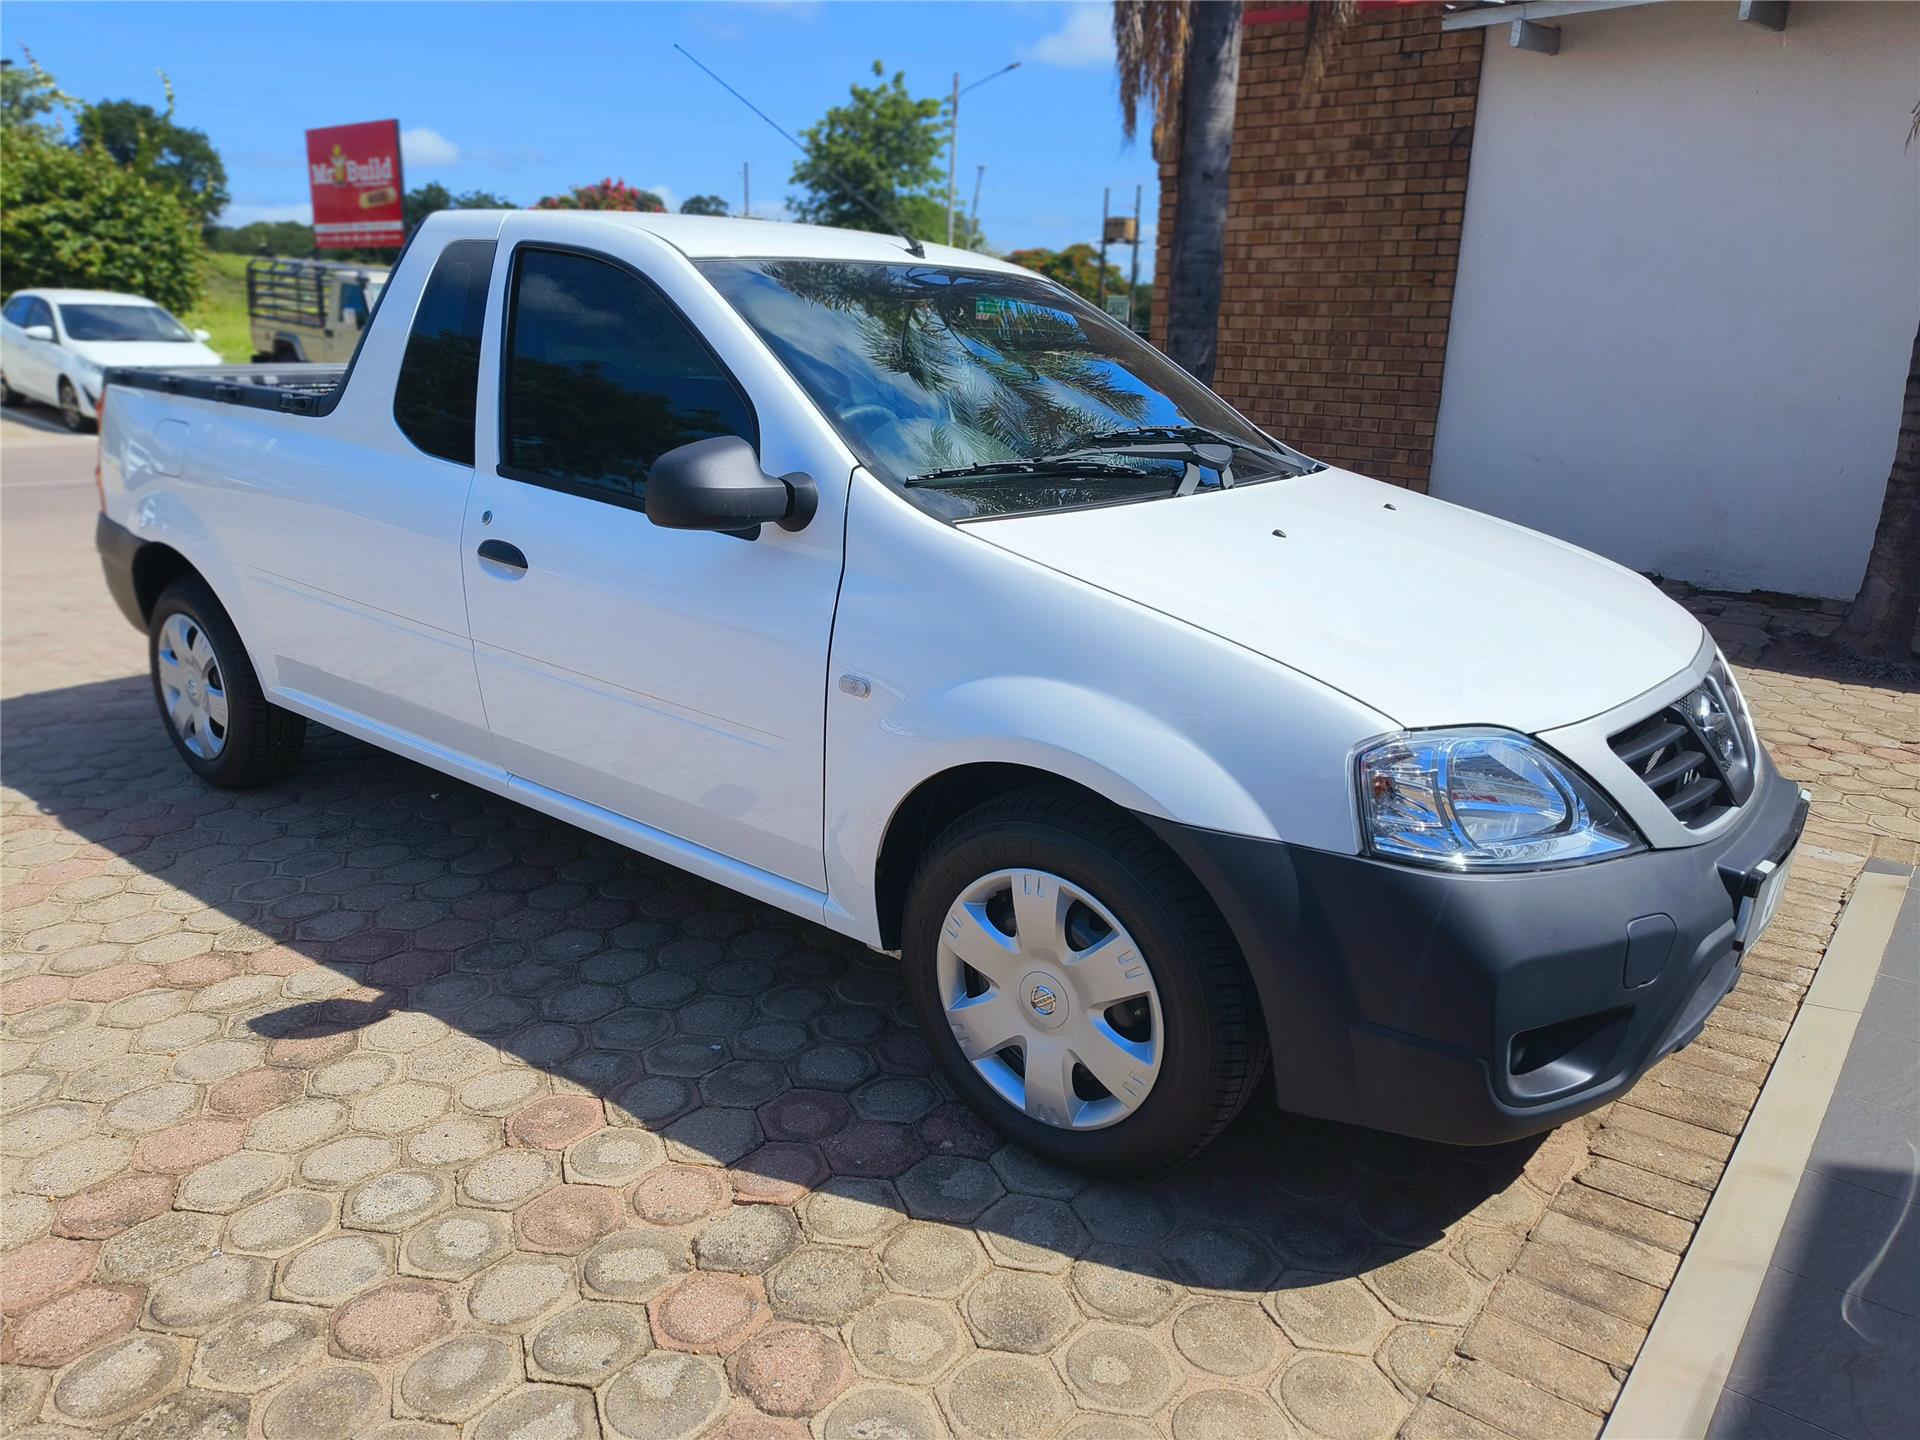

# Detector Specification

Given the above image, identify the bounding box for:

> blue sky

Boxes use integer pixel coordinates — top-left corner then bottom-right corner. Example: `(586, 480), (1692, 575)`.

(10, 0), (1162, 273)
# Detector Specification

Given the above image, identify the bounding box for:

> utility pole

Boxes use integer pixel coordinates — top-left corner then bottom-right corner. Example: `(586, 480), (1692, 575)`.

(1129, 184), (1143, 333)
(742, 162), (750, 219)
(969, 165), (985, 250)
(1097, 188), (1112, 307)
(947, 72), (960, 247)
(946, 62), (1019, 248)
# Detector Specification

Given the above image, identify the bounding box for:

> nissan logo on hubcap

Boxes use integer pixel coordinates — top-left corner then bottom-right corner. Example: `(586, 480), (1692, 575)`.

(1028, 983), (1058, 1017)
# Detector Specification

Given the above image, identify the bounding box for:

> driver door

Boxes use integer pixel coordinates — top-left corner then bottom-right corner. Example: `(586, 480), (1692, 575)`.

(461, 221), (851, 892)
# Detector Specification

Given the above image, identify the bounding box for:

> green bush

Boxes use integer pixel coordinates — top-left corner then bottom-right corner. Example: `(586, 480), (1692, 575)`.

(1, 128), (202, 314)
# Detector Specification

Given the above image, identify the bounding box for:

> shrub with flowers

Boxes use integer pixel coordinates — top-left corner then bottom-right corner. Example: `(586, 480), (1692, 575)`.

(533, 179), (666, 212)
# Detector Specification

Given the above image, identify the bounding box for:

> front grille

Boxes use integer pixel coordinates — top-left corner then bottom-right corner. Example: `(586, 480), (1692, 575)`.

(1610, 664), (1755, 828)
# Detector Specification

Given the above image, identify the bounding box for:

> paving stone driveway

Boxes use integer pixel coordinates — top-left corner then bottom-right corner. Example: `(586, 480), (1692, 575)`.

(3, 425), (1915, 1439)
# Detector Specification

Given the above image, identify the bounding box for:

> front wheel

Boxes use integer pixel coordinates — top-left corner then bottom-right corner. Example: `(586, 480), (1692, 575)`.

(58, 379), (94, 433)
(0, 373), (21, 407)
(149, 577), (306, 788)
(902, 787), (1267, 1177)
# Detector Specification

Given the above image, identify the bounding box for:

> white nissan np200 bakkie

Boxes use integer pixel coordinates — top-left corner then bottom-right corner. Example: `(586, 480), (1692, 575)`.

(96, 210), (1808, 1176)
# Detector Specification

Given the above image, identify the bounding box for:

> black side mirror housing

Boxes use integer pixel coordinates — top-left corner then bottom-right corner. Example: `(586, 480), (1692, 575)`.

(645, 436), (818, 539)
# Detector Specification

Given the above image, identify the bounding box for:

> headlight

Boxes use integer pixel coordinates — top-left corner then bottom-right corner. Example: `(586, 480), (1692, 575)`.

(1357, 729), (1642, 869)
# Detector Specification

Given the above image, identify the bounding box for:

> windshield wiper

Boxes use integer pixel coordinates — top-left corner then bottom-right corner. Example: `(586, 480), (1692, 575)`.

(1069, 423), (1264, 455)
(904, 458), (1151, 487)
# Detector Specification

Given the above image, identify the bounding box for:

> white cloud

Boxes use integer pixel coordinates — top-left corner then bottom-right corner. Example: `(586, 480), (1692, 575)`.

(646, 183), (677, 213)
(1023, 4), (1113, 68)
(401, 127), (460, 169)
(223, 202), (313, 226)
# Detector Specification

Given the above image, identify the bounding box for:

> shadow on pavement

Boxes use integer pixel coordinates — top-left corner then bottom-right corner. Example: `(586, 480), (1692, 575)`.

(2, 669), (1544, 1300)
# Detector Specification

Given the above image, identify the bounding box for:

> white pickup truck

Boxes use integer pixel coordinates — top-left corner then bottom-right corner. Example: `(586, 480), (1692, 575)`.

(96, 210), (1807, 1175)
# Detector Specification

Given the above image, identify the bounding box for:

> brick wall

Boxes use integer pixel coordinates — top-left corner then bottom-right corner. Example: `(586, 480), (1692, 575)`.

(1152, 4), (1482, 490)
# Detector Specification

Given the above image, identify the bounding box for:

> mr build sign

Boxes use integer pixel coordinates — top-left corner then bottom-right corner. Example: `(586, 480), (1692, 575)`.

(306, 120), (406, 250)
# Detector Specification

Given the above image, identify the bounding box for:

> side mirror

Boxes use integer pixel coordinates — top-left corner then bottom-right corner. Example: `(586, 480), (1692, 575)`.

(193, 328), (212, 342)
(645, 436), (817, 539)
(23, 324), (54, 342)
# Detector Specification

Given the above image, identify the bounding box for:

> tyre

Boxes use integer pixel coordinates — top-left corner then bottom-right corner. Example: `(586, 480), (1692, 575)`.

(149, 577), (306, 788)
(0, 373), (20, 407)
(58, 379), (94, 433)
(902, 786), (1267, 1177)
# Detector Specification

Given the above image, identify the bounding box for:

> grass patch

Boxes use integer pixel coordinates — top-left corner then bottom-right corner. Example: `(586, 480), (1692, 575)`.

(182, 251), (251, 362)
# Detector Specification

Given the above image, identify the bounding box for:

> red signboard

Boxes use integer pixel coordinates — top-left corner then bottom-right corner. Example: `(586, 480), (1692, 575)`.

(306, 119), (405, 250)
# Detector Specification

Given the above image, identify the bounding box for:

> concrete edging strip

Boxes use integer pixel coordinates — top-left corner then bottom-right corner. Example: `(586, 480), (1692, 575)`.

(1603, 861), (1913, 1440)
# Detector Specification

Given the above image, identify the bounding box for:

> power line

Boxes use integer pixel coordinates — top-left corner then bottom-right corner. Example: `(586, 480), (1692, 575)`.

(672, 43), (925, 258)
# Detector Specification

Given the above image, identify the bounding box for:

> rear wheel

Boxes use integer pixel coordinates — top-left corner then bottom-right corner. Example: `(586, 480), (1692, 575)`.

(149, 577), (306, 788)
(902, 786), (1267, 1176)
(58, 379), (93, 433)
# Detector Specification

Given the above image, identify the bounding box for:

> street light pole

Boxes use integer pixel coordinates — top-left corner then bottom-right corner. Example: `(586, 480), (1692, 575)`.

(947, 61), (1020, 247)
(947, 73), (960, 248)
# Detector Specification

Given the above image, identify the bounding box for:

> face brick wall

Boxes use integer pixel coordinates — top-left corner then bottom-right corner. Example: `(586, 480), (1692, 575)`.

(1152, 4), (1482, 490)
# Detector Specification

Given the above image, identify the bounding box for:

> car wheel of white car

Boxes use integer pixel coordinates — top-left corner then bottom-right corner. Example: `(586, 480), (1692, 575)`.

(0, 374), (19, 407)
(57, 379), (93, 434)
(149, 577), (306, 789)
(903, 786), (1268, 1176)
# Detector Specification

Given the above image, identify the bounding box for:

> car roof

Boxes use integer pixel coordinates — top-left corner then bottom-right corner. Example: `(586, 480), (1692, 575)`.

(14, 289), (167, 306)
(456, 210), (1031, 275)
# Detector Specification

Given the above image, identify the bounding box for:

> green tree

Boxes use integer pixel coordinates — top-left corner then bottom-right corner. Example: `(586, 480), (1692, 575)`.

(73, 98), (228, 227)
(405, 182), (514, 231)
(0, 55), (61, 137)
(1, 125), (201, 311)
(534, 179), (665, 212)
(790, 61), (947, 242)
(1005, 244), (1128, 304)
(679, 194), (730, 217)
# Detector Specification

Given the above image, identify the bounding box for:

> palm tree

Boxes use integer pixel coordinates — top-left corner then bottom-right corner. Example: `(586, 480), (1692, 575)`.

(1113, 1), (1353, 386)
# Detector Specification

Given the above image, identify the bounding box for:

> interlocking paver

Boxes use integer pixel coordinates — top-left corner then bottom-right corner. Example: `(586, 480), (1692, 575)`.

(145, 1254), (271, 1334)
(728, 1324), (854, 1417)
(193, 1301), (327, 1391)
(260, 1364), (387, 1439)
(582, 1228), (690, 1301)
(602, 1351), (729, 1439)
(330, 1282), (454, 1362)
(848, 1295), (970, 1380)
(530, 1299), (653, 1383)
(4, 451), (1908, 1438)
(650, 1272), (770, 1354)
(471, 1383), (603, 1440)
(51, 1332), (188, 1425)
(396, 1331), (520, 1421)
(0, 1284), (142, 1366)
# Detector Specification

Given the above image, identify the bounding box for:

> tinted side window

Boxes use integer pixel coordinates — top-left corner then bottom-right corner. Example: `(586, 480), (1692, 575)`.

(393, 240), (496, 466)
(27, 299), (54, 331)
(503, 248), (754, 507)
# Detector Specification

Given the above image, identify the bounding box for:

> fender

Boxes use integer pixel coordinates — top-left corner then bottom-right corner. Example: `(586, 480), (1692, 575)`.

(826, 673), (1284, 947)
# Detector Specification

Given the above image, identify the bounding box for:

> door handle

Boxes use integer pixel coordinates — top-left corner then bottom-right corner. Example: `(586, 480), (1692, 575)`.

(476, 539), (528, 572)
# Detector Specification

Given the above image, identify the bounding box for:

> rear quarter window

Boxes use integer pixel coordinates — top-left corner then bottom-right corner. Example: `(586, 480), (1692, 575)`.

(393, 240), (497, 466)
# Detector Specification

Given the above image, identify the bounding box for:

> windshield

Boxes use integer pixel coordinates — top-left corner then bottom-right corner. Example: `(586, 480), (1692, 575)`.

(58, 304), (194, 343)
(699, 259), (1318, 520)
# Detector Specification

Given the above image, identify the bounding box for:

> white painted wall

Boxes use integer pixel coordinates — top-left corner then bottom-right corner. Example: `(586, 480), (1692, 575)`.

(1429, 1), (1919, 599)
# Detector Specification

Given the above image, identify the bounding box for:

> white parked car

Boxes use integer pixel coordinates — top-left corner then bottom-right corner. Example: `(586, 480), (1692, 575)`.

(93, 211), (1808, 1175)
(1, 288), (221, 431)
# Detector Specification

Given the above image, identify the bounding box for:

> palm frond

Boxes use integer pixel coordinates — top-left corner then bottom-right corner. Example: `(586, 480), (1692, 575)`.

(1114, 0), (1191, 155)
(1303, 0), (1360, 86)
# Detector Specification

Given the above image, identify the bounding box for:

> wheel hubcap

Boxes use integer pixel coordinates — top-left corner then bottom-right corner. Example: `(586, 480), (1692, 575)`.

(936, 868), (1163, 1131)
(157, 613), (229, 759)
